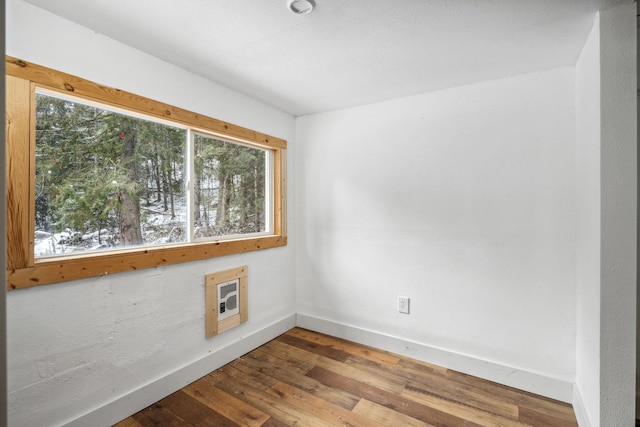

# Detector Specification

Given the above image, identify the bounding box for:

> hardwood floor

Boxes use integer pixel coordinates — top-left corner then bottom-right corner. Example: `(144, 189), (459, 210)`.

(114, 328), (578, 427)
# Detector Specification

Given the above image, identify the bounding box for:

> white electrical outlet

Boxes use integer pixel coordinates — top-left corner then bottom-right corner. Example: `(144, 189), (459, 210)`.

(398, 296), (410, 314)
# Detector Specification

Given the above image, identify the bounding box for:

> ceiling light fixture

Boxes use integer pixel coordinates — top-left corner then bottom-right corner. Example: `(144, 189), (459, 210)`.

(287, 0), (316, 15)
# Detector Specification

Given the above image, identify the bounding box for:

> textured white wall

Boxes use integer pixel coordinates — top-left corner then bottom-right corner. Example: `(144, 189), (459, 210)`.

(6, 0), (636, 425)
(573, 6), (637, 426)
(296, 68), (577, 390)
(574, 13), (601, 427)
(598, 4), (636, 426)
(6, 1), (296, 426)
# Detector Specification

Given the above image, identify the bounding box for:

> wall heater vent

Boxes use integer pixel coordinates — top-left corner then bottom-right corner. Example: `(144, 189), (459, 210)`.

(217, 279), (239, 321)
(205, 266), (248, 338)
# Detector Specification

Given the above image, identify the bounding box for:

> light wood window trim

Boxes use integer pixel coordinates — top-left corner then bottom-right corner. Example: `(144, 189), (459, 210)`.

(5, 57), (287, 290)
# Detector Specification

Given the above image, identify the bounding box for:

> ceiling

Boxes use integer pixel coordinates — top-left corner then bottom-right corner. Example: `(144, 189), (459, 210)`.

(22, 0), (632, 116)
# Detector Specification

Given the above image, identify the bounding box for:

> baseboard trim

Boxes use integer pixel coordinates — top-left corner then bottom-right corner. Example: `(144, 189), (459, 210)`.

(296, 313), (574, 403)
(63, 314), (296, 427)
(572, 385), (592, 427)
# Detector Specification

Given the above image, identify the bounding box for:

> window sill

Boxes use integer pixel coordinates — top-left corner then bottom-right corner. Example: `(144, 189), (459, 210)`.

(7, 235), (286, 290)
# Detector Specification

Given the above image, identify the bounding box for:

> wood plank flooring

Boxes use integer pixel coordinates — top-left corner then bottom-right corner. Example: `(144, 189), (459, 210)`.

(113, 328), (578, 427)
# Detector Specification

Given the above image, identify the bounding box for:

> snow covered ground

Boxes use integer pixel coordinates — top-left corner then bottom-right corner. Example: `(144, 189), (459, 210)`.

(34, 197), (189, 258)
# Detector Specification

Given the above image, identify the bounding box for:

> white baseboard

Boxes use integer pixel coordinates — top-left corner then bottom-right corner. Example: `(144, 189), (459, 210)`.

(296, 313), (574, 403)
(572, 385), (593, 427)
(62, 311), (575, 426)
(63, 314), (296, 427)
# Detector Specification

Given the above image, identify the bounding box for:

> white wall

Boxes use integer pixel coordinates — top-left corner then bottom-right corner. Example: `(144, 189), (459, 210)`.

(6, 1), (297, 426)
(598, 4), (636, 426)
(296, 67), (577, 399)
(6, 0), (637, 425)
(574, 13), (601, 427)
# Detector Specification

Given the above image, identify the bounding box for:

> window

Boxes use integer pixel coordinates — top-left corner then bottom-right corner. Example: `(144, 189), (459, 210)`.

(6, 57), (287, 289)
(35, 90), (190, 257)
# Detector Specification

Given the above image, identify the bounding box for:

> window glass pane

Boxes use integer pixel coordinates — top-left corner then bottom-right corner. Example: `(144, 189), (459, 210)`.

(194, 134), (268, 239)
(35, 92), (187, 257)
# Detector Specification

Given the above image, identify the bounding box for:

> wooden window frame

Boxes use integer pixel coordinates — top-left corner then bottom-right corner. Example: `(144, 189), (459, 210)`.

(5, 56), (287, 290)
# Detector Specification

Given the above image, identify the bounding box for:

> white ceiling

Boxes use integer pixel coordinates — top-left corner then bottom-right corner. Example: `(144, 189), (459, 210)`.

(22, 0), (632, 116)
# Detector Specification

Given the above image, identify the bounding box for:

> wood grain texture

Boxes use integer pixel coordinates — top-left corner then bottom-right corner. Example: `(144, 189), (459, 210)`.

(5, 56), (288, 290)
(114, 328), (578, 427)
(205, 266), (248, 338)
(182, 380), (270, 427)
(6, 56), (286, 149)
(272, 148), (286, 237)
(8, 236), (285, 290)
(5, 75), (32, 271)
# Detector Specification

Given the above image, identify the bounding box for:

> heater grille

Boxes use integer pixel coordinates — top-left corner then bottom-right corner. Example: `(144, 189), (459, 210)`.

(205, 266), (248, 338)
(217, 279), (239, 321)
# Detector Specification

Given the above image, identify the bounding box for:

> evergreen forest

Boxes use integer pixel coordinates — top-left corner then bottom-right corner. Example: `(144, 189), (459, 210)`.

(34, 92), (268, 257)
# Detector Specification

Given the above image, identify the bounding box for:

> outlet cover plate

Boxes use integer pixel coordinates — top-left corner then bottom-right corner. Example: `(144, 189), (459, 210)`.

(398, 296), (410, 314)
